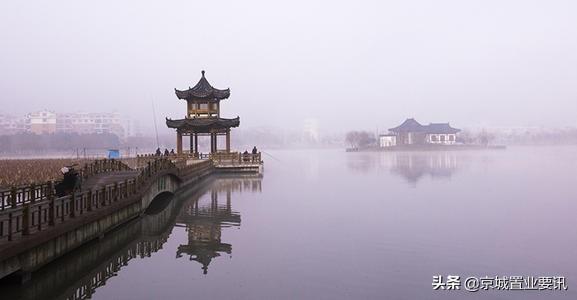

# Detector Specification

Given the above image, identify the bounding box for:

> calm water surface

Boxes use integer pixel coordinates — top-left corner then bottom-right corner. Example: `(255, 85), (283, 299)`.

(3, 146), (577, 299)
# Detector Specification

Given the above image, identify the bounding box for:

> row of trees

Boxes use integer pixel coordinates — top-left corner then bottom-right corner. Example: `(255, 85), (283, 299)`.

(345, 131), (376, 149)
(0, 133), (121, 153)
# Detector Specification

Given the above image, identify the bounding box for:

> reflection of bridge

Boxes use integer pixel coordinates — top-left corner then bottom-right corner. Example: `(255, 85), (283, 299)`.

(0, 178), (205, 300)
(0, 174), (262, 299)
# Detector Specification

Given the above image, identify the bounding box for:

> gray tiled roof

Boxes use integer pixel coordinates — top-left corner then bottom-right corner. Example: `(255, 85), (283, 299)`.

(166, 117), (240, 130)
(175, 70), (230, 101)
(389, 118), (425, 132)
(389, 118), (460, 134)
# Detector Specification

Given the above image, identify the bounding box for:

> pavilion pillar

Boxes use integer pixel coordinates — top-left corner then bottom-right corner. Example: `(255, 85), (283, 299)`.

(225, 129), (231, 152)
(209, 133), (214, 153)
(194, 134), (198, 155)
(176, 131), (183, 154)
(189, 134), (194, 154)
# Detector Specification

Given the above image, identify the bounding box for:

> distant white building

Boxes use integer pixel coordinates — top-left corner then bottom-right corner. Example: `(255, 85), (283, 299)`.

(379, 134), (397, 147)
(303, 118), (319, 143)
(56, 112), (124, 137)
(28, 110), (57, 134)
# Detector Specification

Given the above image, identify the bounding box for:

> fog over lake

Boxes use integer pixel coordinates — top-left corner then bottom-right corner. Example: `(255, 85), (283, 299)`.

(1, 0), (577, 134)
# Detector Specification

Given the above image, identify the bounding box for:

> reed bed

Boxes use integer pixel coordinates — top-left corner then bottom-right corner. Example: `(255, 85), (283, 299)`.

(0, 159), (91, 188)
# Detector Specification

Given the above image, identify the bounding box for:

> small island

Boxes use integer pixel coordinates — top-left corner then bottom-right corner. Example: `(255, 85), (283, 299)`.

(347, 118), (506, 151)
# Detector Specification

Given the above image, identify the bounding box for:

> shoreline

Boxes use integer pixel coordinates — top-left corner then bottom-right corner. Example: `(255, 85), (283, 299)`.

(346, 144), (507, 152)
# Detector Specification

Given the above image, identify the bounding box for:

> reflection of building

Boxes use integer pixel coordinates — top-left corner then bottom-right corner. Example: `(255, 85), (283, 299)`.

(389, 153), (458, 184)
(386, 118), (460, 146)
(176, 175), (262, 274)
(347, 152), (461, 185)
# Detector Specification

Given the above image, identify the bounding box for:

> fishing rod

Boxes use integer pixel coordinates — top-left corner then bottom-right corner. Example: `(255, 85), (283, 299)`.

(151, 98), (160, 149)
(261, 150), (281, 162)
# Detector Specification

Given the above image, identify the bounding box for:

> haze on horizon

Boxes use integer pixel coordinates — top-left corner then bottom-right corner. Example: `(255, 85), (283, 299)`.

(1, 0), (576, 135)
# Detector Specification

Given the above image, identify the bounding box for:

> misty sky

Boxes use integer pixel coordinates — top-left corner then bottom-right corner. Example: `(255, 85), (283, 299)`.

(1, 0), (576, 134)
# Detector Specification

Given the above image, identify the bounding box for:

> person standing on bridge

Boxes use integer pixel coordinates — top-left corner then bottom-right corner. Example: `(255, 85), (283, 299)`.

(251, 146), (258, 162)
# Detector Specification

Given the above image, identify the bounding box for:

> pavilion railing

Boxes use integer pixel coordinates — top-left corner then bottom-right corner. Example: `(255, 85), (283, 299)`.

(211, 152), (262, 165)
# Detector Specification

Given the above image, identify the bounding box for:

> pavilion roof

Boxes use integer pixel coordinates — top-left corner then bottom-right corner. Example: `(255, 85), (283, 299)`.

(175, 70), (230, 101)
(166, 117), (240, 131)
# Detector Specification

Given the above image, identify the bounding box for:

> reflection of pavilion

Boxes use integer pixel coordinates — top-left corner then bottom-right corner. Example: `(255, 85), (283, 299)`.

(175, 175), (261, 274)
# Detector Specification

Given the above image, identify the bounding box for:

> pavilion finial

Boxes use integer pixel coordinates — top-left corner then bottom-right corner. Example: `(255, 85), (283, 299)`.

(201, 70), (205, 77)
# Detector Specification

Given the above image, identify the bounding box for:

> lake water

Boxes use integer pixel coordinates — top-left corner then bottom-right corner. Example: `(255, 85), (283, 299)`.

(2, 146), (577, 299)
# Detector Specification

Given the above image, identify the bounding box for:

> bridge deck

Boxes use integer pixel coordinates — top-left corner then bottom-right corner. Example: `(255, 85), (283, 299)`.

(82, 170), (140, 191)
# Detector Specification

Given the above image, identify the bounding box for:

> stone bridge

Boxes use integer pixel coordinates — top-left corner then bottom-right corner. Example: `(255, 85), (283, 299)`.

(0, 158), (214, 282)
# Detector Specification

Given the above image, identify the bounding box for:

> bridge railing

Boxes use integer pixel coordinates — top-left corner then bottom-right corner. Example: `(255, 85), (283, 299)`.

(0, 157), (188, 243)
(79, 159), (132, 179)
(0, 182), (54, 211)
(0, 159), (132, 212)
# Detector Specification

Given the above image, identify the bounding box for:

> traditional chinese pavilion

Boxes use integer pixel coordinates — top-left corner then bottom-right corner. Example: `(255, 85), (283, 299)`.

(166, 71), (240, 154)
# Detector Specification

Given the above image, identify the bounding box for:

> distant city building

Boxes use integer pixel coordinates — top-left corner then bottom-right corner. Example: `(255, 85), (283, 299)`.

(0, 113), (27, 135)
(56, 112), (124, 136)
(0, 111), (129, 137)
(385, 118), (460, 147)
(28, 110), (57, 134)
(303, 118), (319, 143)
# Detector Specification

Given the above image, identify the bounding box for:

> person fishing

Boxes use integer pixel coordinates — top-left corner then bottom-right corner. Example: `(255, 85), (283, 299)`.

(243, 150), (250, 162)
(55, 165), (82, 197)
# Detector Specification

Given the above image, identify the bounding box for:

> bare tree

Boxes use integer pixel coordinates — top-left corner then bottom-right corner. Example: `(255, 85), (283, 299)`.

(345, 131), (376, 148)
